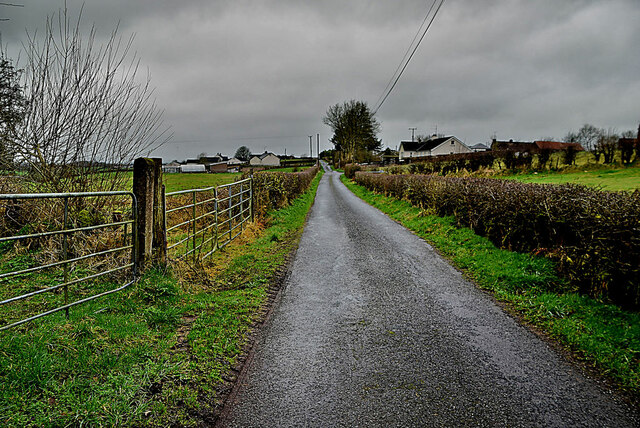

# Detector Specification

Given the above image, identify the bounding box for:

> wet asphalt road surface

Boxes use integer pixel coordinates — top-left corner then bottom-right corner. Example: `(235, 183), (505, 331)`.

(219, 168), (638, 427)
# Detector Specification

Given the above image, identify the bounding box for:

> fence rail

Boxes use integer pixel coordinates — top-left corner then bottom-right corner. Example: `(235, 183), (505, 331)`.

(164, 178), (252, 262)
(0, 191), (137, 331)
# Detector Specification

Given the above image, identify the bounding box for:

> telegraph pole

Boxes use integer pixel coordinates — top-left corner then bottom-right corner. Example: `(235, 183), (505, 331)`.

(316, 134), (320, 161)
(409, 127), (417, 142)
(309, 136), (313, 158)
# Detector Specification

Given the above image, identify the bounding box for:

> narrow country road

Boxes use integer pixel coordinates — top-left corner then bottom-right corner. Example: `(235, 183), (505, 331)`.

(218, 167), (637, 427)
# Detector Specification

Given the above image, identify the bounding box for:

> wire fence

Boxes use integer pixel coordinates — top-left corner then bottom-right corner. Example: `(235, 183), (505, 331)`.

(0, 191), (137, 331)
(164, 178), (252, 262)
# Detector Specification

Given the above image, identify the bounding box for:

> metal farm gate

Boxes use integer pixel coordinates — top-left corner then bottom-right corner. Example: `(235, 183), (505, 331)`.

(0, 191), (137, 331)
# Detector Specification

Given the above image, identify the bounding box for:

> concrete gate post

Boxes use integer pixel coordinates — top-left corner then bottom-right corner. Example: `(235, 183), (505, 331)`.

(133, 157), (165, 272)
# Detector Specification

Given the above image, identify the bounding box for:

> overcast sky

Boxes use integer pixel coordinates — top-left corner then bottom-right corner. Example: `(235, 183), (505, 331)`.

(2, 0), (639, 161)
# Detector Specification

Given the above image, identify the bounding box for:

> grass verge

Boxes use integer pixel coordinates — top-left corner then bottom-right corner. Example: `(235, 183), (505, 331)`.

(340, 174), (640, 401)
(0, 171), (322, 427)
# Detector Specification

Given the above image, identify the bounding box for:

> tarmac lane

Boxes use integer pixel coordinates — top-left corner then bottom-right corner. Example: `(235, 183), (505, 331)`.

(217, 169), (638, 427)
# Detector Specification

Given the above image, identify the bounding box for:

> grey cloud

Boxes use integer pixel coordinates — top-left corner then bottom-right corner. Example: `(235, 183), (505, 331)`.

(1, 0), (639, 159)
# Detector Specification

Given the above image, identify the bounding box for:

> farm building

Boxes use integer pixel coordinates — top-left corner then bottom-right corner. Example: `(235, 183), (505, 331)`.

(250, 152), (281, 167)
(398, 136), (471, 161)
(491, 139), (583, 154)
(534, 141), (584, 151)
(208, 161), (229, 173)
(180, 164), (206, 173)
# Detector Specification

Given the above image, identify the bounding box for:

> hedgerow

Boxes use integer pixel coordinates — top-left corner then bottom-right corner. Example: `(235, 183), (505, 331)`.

(249, 166), (319, 218)
(344, 164), (361, 179)
(354, 172), (640, 308)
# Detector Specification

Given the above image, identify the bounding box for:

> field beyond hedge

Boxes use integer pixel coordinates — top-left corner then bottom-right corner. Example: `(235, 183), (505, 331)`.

(501, 166), (640, 192)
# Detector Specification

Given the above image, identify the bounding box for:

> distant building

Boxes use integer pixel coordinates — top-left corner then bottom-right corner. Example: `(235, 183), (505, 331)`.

(162, 162), (181, 174)
(249, 152), (281, 167)
(469, 143), (490, 152)
(208, 161), (229, 173)
(534, 141), (584, 151)
(227, 157), (245, 166)
(491, 139), (583, 154)
(180, 164), (206, 173)
(398, 136), (471, 161)
(490, 139), (534, 153)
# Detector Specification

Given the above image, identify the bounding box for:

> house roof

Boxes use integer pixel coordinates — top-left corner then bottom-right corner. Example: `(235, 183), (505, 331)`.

(491, 140), (534, 151)
(228, 157), (245, 165)
(534, 141), (584, 151)
(470, 143), (489, 150)
(260, 152), (279, 160)
(400, 136), (458, 153)
(399, 141), (422, 152)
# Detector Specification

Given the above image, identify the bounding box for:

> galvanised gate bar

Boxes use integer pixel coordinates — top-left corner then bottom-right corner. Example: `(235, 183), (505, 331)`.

(0, 191), (137, 331)
(164, 177), (252, 262)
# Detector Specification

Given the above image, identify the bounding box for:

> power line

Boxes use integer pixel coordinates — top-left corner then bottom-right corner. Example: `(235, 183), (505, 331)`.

(372, 0), (446, 116)
(372, 0), (439, 111)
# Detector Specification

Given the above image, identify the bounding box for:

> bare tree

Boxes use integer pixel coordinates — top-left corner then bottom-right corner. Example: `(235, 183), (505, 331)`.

(9, 7), (169, 194)
(574, 124), (602, 152)
(595, 129), (618, 164)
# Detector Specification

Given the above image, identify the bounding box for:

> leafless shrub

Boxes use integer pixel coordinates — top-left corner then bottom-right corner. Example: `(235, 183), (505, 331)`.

(8, 7), (170, 196)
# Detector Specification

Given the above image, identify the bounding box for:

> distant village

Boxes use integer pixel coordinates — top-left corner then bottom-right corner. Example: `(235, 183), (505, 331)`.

(162, 151), (313, 174)
(160, 129), (640, 173)
(396, 135), (584, 162)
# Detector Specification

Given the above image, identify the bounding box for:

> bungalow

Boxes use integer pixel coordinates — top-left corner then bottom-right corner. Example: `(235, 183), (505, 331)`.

(249, 152), (281, 167)
(398, 136), (471, 161)
(162, 161), (181, 174)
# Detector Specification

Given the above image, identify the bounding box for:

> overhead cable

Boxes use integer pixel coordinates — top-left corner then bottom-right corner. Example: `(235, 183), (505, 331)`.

(372, 0), (446, 115)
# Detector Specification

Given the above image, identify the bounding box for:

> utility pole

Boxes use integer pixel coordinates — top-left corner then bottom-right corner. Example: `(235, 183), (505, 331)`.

(309, 136), (313, 158)
(317, 134), (320, 161)
(409, 127), (417, 142)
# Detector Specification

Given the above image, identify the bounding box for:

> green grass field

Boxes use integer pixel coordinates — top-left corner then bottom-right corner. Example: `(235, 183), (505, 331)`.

(161, 172), (240, 193)
(501, 166), (640, 192)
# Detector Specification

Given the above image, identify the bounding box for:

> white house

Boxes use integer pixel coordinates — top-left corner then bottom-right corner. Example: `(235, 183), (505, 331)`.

(398, 136), (471, 161)
(228, 157), (245, 166)
(249, 152), (281, 167)
(162, 162), (181, 173)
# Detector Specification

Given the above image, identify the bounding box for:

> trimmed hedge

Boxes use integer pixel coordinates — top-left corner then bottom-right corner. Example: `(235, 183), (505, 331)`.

(249, 166), (319, 218)
(354, 172), (640, 309)
(344, 164), (361, 179)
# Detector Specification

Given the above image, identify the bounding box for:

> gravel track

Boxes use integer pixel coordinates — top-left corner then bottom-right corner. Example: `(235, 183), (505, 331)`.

(218, 168), (638, 427)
